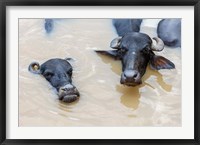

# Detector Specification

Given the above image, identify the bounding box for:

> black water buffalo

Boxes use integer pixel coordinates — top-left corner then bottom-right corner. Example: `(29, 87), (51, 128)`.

(28, 58), (80, 103)
(157, 19), (181, 47)
(96, 19), (175, 86)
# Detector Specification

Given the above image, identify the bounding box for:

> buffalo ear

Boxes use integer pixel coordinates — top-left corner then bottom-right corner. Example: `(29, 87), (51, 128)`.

(65, 58), (73, 61)
(110, 37), (122, 49)
(28, 62), (41, 74)
(150, 55), (175, 70)
(64, 58), (75, 66)
(95, 50), (120, 59)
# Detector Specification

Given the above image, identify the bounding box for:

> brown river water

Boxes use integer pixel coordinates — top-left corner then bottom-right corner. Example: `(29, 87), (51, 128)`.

(19, 19), (181, 127)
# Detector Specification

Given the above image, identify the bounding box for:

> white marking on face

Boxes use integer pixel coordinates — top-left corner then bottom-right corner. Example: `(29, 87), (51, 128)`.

(132, 52), (136, 55)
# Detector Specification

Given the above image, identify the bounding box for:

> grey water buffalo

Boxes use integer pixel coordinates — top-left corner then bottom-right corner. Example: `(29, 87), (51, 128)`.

(157, 19), (181, 47)
(96, 19), (175, 86)
(113, 19), (142, 36)
(45, 19), (54, 33)
(28, 58), (80, 103)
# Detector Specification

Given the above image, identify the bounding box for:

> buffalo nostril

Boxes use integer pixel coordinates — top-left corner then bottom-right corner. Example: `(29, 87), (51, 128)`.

(133, 73), (138, 79)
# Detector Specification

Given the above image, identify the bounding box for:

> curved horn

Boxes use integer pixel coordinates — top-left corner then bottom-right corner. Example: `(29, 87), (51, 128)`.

(28, 62), (41, 74)
(110, 36), (122, 49)
(151, 37), (164, 51)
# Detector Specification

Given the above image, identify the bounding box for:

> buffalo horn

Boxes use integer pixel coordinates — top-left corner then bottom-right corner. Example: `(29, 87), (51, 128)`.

(110, 36), (122, 49)
(151, 37), (164, 51)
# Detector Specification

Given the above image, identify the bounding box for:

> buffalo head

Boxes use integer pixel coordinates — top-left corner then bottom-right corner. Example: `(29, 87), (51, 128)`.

(28, 58), (80, 103)
(96, 32), (175, 86)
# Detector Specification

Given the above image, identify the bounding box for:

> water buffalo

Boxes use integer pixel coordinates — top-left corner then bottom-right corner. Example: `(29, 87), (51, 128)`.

(96, 19), (175, 86)
(157, 19), (181, 47)
(112, 19), (142, 36)
(28, 58), (80, 103)
(44, 19), (54, 33)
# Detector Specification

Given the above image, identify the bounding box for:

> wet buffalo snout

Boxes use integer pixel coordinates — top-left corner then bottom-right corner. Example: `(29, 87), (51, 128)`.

(120, 70), (141, 86)
(58, 84), (80, 103)
(60, 84), (74, 91)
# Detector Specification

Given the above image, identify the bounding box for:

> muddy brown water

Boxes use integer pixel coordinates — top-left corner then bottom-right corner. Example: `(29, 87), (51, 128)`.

(19, 19), (181, 126)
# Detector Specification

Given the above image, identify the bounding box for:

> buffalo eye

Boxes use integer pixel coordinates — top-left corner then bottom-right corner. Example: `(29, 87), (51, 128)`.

(141, 47), (150, 54)
(43, 71), (54, 80)
(118, 48), (127, 54)
(68, 69), (73, 76)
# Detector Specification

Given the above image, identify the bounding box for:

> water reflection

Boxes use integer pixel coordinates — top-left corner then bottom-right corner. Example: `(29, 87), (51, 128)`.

(116, 85), (140, 109)
(144, 66), (172, 92)
(97, 53), (172, 109)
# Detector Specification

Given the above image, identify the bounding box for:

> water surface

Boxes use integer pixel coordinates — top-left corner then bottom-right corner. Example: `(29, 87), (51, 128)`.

(19, 19), (181, 126)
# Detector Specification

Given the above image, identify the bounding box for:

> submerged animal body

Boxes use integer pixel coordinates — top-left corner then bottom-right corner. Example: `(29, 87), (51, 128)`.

(96, 19), (175, 86)
(112, 19), (142, 36)
(28, 58), (80, 103)
(44, 19), (54, 33)
(157, 19), (181, 47)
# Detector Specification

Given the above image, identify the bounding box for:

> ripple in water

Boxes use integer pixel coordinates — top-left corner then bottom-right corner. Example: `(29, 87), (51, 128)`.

(19, 19), (181, 127)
